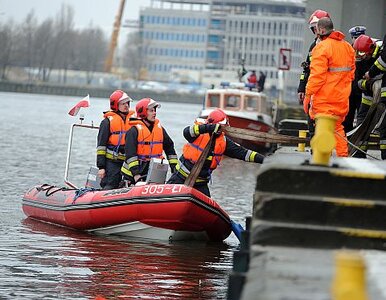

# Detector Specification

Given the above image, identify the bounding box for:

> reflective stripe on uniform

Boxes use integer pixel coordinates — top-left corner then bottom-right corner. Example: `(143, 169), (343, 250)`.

(379, 140), (386, 150)
(375, 57), (386, 71)
(300, 74), (305, 80)
(105, 148), (125, 160)
(167, 154), (179, 165)
(126, 156), (139, 169)
(328, 66), (352, 72)
(191, 124), (200, 137)
(372, 45), (380, 58)
(361, 95), (373, 106)
(381, 87), (386, 98)
(168, 158), (179, 165)
(360, 79), (367, 90)
(245, 150), (256, 162)
(176, 164), (207, 183)
(97, 145), (107, 156)
(359, 143), (368, 151)
(121, 162), (133, 177)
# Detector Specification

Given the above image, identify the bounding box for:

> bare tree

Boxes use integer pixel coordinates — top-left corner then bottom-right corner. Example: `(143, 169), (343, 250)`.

(18, 11), (38, 81)
(1, 4), (113, 85)
(0, 22), (15, 80)
(34, 19), (54, 81)
(53, 4), (76, 84)
(122, 31), (151, 81)
(76, 27), (107, 84)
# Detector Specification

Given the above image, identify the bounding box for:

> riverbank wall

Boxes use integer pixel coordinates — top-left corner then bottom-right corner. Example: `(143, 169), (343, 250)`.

(0, 81), (204, 104)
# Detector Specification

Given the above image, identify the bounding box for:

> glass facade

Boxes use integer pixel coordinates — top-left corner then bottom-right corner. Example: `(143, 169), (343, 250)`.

(139, 0), (306, 91)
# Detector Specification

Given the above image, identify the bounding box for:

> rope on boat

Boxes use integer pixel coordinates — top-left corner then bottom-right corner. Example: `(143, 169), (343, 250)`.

(72, 187), (97, 203)
(36, 184), (76, 197)
(36, 184), (96, 202)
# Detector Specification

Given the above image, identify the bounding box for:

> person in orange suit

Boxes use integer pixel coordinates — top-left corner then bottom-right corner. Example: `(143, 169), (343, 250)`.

(304, 17), (356, 157)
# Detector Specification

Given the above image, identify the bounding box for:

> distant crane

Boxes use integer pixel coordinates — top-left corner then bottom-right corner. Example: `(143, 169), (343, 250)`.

(104, 0), (126, 73)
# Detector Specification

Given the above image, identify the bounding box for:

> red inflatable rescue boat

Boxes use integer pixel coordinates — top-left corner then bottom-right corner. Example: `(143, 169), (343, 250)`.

(22, 183), (232, 242)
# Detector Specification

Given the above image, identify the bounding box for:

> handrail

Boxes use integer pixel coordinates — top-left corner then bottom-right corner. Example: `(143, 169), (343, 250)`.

(64, 123), (99, 189)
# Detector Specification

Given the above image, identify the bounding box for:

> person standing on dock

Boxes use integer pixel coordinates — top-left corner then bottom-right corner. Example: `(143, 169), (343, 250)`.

(167, 109), (264, 197)
(304, 17), (356, 157)
(121, 98), (178, 184)
(97, 90), (134, 190)
(298, 9), (331, 136)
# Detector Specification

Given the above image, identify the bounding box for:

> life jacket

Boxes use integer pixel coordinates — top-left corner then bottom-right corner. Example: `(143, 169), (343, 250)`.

(104, 110), (134, 146)
(98, 110), (134, 160)
(135, 119), (164, 161)
(183, 131), (226, 171)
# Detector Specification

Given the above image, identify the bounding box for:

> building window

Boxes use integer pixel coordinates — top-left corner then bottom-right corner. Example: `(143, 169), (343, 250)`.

(209, 35), (220, 44)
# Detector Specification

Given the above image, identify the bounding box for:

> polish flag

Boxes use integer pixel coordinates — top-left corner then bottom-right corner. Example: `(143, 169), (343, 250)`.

(68, 95), (90, 116)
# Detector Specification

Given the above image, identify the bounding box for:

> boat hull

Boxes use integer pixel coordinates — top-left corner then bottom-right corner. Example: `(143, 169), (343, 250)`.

(22, 184), (232, 242)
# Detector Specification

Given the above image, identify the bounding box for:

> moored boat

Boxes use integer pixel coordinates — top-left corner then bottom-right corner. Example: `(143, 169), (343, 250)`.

(199, 83), (276, 152)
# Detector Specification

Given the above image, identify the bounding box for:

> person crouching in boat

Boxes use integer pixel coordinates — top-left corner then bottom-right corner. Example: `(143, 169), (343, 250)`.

(167, 108), (264, 197)
(97, 90), (134, 190)
(121, 98), (178, 185)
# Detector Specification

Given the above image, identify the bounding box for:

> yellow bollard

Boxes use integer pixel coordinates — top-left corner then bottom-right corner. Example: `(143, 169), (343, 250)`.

(331, 251), (368, 300)
(311, 114), (337, 165)
(297, 129), (308, 152)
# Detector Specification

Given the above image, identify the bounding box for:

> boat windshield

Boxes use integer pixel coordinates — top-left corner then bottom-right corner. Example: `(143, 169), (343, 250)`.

(224, 95), (240, 110)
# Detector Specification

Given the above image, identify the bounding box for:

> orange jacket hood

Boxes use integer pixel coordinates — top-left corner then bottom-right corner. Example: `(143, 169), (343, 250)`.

(325, 30), (345, 41)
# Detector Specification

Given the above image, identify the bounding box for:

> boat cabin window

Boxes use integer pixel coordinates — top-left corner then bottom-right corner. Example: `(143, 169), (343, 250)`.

(245, 96), (265, 112)
(225, 95), (240, 110)
(207, 94), (220, 108)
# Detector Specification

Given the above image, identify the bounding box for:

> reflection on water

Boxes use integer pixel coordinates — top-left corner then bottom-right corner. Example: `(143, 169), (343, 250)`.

(18, 219), (231, 299)
(0, 92), (258, 299)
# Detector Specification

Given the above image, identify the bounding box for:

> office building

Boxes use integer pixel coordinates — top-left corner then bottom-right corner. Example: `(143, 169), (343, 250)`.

(140, 0), (306, 98)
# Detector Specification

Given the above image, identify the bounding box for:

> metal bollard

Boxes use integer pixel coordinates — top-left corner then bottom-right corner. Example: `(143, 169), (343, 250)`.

(297, 129), (308, 152)
(311, 114), (337, 165)
(331, 251), (368, 300)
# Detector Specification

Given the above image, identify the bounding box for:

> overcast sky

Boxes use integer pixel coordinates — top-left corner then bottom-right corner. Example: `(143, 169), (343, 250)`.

(0, 0), (151, 34)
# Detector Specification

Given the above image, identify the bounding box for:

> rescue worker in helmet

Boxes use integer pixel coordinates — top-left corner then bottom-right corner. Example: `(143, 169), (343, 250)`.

(167, 109), (264, 197)
(352, 33), (385, 158)
(353, 35), (383, 125)
(304, 17), (356, 157)
(121, 98), (178, 184)
(343, 25), (368, 133)
(97, 90), (134, 190)
(298, 9), (331, 136)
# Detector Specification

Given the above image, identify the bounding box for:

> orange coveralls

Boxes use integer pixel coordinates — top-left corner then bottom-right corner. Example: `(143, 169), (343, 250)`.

(305, 31), (356, 157)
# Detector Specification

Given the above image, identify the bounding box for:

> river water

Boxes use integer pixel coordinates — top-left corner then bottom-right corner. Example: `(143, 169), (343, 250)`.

(0, 92), (260, 299)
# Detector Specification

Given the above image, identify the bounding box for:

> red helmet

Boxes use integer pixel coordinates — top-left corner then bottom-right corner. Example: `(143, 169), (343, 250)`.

(308, 10), (330, 33)
(135, 98), (160, 119)
(207, 109), (229, 125)
(353, 34), (375, 59)
(110, 90), (132, 111)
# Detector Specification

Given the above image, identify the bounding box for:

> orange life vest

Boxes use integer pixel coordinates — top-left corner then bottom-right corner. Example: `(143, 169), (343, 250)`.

(183, 132), (226, 170)
(135, 119), (164, 161)
(104, 111), (134, 146)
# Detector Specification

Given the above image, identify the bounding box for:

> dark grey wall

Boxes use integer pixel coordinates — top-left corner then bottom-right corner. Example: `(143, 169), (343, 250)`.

(303, 0), (386, 56)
